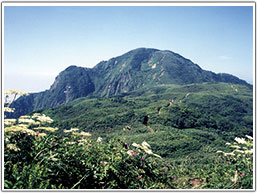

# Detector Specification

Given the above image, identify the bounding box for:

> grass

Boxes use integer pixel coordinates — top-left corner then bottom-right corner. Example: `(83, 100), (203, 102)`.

(4, 82), (253, 189)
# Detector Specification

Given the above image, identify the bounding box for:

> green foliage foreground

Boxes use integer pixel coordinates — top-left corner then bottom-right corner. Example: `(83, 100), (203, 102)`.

(4, 114), (170, 189)
(4, 113), (253, 189)
(4, 89), (253, 189)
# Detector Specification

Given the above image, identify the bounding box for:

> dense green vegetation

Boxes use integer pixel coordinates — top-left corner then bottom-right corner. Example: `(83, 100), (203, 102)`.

(4, 81), (254, 189)
(38, 82), (253, 162)
(4, 129), (169, 189)
(4, 113), (253, 189)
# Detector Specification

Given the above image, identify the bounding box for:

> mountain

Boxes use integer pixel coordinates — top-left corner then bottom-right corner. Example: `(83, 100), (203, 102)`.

(92, 48), (249, 96)
(8, 48), (250, 118)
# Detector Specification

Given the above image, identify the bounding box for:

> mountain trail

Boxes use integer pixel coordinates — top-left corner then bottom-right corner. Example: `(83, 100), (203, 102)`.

(147, 126), (154, 133)
(157, 107), (161, 114)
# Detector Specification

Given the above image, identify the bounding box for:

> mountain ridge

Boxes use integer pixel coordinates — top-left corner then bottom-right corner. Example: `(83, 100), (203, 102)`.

(8, 47), (250, 118)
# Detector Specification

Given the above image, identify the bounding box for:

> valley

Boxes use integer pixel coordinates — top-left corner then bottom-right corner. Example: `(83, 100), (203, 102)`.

(39, 82), (253, 163)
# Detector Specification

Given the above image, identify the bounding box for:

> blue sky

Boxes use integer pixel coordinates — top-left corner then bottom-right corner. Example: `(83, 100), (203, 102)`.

(4, 5), (254, 92)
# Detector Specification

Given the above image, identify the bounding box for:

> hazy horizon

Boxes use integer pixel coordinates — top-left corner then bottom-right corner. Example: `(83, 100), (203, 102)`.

(3, 4), (254, 93)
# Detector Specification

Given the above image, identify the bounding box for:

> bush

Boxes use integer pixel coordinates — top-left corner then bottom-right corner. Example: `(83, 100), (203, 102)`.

(4, 113), (172, 189)
(4, 89), (253, 189)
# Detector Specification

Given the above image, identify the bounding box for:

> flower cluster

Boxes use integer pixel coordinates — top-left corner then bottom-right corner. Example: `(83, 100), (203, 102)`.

(4, 119), (16, 126)
(5, 125), (35, 135)
(97, 137), (102, 143)
(235, 137), (246, 144)
(4, 90), (28, 117)
(32, 113), (53, 123)
(63, 128), (79, 133)
(34, 127), (58, 132)
(78, 138), (88, 146)
(132, 141), (161, 158)
(4, 89), (29, 96)
(64, 128), (91, 138)
(217, 135), (253, 156)
(18, 118), (39, 125)
(4, 113), (58, 139)
(37, 132), (47, 137)
(4, 107), (15, 113)
(6, 144), (20, 152)
(72, 131), (92, 137)
(100, 161), (108, 165)
(127, 150), (137, 156)
(5, 113), (55, 128)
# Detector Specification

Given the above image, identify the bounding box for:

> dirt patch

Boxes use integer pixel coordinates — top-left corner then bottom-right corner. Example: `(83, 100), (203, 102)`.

(147, 126), (154, 133)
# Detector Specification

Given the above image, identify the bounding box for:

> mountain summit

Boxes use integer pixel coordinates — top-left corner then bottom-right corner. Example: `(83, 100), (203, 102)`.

(9, 48), (249, 118)
(92, 48), (248, 96)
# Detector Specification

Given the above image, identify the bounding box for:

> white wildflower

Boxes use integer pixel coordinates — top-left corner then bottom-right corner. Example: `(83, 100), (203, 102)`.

(6, 144), (20, 151)
(4, 119), (16, 125)
(4, 125), (27, 132)
(32, 113), (41, 118)
(132, 142), (141, 148)
(144, 149), (153, 155)
(78, 139), (88, 144)
(235, 137), (246, 144)
(127, 150), (137, 156)
(245, 135), (253, 140)
(34, 127), (58, 132)
(244, 149), (253, 154)
(230, 145), (241, 149)
(5, 137), (9, 143)
(5, 89), (28, 96)
(153, 153), (162, 158)
(224, 152), (235, 156)
(67, 142), (76, 145)
(231, 171), (238, 183)
(127, 150), (133, 156)
(96, 137), (102, 142)
(234, 149), (245, 154)
(141, 141), (151, 149)
(4, 107), (15, 113)
(131, 141), (161, 158)
(38, 133), (47, 137)
(64, 128), (79, 133)
(36, 114), (53, 123)
(19, 115), (30, 119)
(18, 118), (36, 124)
(18, 124), (28, 128)
(80, 132), (91, 136)
(73, 131), (91, 136)
(23, 129), (36, 135)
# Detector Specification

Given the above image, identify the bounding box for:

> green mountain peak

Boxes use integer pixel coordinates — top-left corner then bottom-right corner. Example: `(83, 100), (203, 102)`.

(8, 48), (250, 118)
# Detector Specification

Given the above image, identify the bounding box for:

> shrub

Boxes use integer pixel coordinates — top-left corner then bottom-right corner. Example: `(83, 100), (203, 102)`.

(4, 113), (172, 189)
